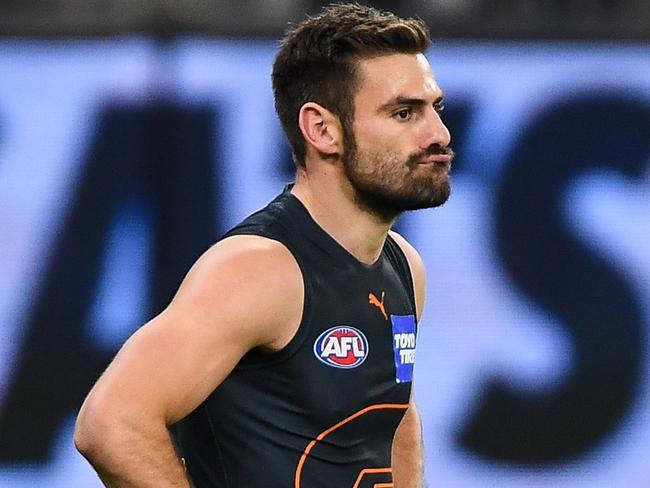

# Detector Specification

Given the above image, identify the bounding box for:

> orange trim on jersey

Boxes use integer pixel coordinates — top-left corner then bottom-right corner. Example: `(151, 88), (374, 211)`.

(352, 467), (392, 488)
(294, 403), (408, 488)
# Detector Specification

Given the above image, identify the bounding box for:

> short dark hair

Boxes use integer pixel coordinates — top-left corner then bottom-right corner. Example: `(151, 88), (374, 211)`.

(272, 3), (431, 167)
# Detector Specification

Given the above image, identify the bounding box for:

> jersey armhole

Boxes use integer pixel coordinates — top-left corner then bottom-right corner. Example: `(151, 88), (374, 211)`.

(386, 233), (418, 322)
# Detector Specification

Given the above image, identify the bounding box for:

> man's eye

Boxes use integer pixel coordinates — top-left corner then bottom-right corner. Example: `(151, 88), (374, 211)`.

(395, 109), (411, 120)
(434, 102), (445, 113)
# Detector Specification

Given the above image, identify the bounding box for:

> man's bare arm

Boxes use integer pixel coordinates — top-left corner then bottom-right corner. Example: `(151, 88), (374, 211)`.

(392, 396), (424, 488)
(74, 236), (303, 487)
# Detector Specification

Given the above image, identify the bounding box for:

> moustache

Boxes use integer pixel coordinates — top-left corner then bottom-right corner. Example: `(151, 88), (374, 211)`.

(408, 145), (455, 165)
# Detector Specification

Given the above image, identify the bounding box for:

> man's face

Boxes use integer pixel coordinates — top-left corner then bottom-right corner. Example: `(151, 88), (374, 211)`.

(342, 53), (453, 220)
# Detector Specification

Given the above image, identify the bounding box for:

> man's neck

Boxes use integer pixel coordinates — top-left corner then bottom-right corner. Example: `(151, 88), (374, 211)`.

(290, 169), (395, 265)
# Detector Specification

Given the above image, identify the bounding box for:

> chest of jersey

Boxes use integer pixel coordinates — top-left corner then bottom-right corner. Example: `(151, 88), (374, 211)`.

(175, 191), (419, 487)
(289, 257), (416, 423)
(201, 253), (417, 486)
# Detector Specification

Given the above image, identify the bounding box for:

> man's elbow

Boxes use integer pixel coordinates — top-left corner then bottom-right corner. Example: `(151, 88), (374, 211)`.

(74, 396), (114, 461)
(74, 409), (97, 459)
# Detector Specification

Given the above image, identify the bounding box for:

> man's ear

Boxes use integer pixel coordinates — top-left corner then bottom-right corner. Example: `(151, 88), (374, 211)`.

(298, 102), (343, 158)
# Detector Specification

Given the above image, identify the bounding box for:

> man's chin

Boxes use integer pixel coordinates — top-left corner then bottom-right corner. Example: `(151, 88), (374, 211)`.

(401, 193), (450, 211)
(359, 188), (451, 219)
(402, 182), (452, 210)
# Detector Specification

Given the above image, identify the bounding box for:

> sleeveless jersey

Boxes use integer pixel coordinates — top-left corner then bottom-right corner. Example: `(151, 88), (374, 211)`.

(173, 188), (418, 488)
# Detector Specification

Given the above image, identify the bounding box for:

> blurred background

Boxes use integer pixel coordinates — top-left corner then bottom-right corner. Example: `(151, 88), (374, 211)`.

(1, 1), (649, 486)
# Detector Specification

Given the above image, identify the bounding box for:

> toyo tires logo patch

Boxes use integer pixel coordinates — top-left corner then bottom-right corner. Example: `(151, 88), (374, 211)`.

(313, 326), (369, 369)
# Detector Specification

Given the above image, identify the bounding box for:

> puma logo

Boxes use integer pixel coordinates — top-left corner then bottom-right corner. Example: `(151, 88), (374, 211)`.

(368, 291), (388, 321)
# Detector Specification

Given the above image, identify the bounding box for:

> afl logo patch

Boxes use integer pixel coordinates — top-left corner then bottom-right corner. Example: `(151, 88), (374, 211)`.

(313, 326), (369, 369)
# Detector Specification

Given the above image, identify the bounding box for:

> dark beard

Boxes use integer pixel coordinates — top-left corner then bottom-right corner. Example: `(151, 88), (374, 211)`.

(342, 137), (453, 221)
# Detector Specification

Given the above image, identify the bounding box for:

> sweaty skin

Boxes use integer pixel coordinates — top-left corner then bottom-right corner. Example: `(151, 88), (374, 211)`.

(75, 52), (449, 488)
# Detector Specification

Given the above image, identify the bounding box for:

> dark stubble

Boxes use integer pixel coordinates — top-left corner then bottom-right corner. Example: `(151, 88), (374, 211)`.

(342, 130), (454, 221)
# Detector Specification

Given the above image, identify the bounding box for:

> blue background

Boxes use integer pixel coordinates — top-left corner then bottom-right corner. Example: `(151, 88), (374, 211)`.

(0, 40), (649, 486)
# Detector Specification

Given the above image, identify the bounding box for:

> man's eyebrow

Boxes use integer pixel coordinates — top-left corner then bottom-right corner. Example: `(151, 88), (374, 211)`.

(377, 93), (445, 113)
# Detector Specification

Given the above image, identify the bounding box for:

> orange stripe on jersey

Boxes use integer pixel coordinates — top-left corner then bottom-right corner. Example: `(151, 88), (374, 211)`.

(294, 403), (408, 488)
(352, 467), (392, 488)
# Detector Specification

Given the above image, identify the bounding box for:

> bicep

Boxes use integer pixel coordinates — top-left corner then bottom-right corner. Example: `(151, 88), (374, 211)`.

(83, 236), (303, 425)
(88, 308), (251, 426)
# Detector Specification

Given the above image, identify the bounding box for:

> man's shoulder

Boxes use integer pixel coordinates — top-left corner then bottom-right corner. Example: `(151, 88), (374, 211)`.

(169, 234), (304, 350)
(194, 234), (302, 290)
(388, 230), (426, 319)
(388, 230), (424, 272)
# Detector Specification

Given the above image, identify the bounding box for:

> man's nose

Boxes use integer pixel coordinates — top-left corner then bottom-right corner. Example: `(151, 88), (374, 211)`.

(420, 109), (451, 149)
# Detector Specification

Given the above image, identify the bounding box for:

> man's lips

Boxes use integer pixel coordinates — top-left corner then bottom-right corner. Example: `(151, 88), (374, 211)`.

(418, 154), (453, 165)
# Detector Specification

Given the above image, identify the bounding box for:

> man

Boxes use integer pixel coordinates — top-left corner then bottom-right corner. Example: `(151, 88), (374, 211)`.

(74, 3), (453, 487)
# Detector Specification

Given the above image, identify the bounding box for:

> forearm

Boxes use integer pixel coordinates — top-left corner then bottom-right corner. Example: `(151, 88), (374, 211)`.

(392, 403), (424, 488)
(75, 410), (190, 487)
